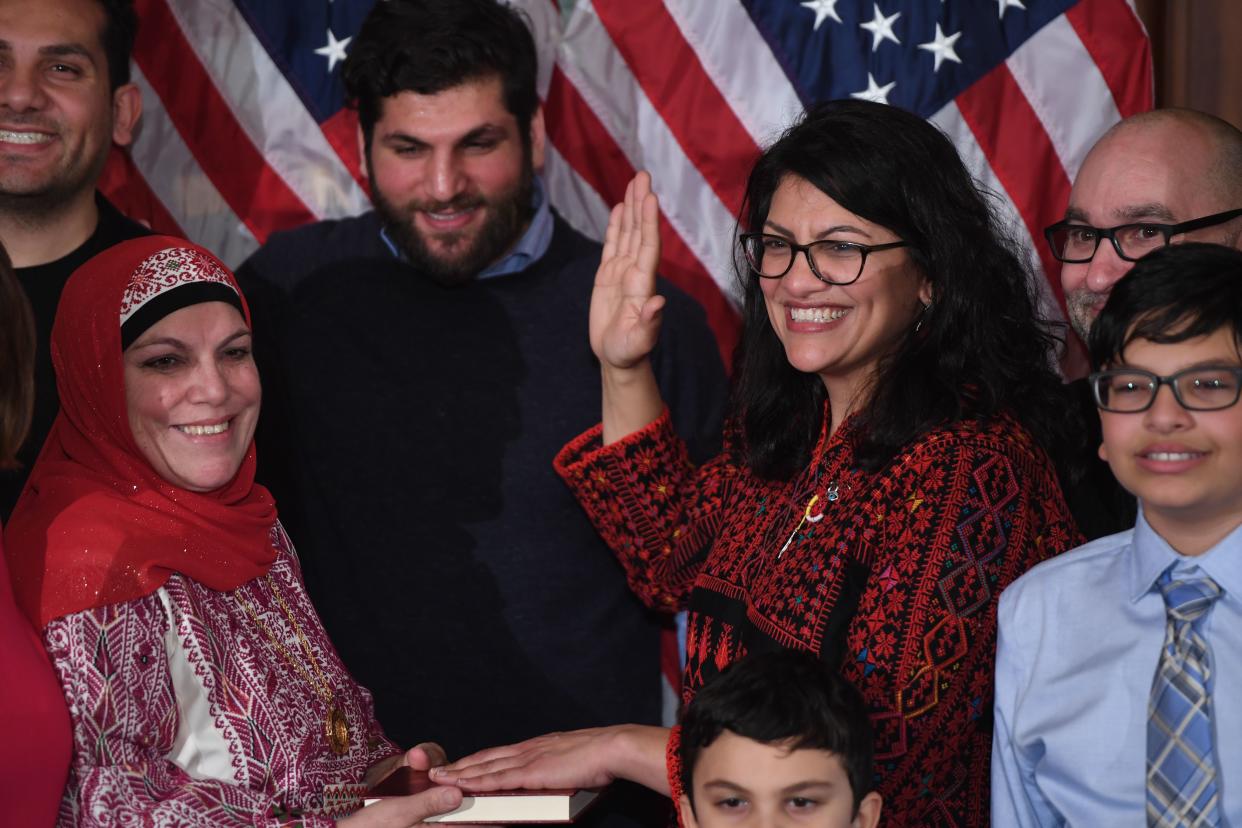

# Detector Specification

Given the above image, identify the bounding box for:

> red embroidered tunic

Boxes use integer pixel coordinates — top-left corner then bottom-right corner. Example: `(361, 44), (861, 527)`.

(555, 410), (1080, 828)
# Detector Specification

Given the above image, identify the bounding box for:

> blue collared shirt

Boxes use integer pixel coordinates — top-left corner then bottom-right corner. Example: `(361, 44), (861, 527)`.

(379, 175), (554, 279)
(992, 510), (1242, 827)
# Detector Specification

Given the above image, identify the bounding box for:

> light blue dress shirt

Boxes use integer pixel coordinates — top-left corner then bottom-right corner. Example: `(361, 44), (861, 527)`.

(992, 510), (1242, 826)
(379, 175), (554, 279)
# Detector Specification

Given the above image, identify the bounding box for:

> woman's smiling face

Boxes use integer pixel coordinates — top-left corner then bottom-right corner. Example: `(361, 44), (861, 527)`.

(758, 175), (930, 408)
(123, 301), (260, 493)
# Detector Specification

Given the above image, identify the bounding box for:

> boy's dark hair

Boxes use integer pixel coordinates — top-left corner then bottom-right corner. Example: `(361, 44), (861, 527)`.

(678, 650), (873, 814)
(1088, 243), (1242, 370)
(97, 0), (137, 90)
(342, 0), (539, 151)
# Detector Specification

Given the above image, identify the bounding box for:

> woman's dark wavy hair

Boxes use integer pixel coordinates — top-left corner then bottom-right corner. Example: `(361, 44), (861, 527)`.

(0, 243), (34, 468)
(342, 0), (539, 151)
(731, 99), (1071, 478)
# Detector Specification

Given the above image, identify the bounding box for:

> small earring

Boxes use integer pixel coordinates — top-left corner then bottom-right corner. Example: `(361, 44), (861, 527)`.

(914, 302), (932, 333)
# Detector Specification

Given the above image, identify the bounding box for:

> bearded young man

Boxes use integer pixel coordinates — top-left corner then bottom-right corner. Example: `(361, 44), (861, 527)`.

(236, 5), (727, 822)
(0, 0), (146, 518)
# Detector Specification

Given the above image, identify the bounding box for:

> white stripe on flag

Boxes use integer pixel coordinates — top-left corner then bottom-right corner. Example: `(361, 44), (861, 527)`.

(662, 0), (804, 148)
(1006, 15), (1120, 182)
(560, 0), (741, 303)
(129, 64), (259, 267)
(543, 144), (612, 241)
(164, 0), (370, 221)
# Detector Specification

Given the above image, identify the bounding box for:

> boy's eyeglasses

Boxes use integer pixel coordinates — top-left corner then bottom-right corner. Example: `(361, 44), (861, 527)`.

(1089, 366), (1242, 413)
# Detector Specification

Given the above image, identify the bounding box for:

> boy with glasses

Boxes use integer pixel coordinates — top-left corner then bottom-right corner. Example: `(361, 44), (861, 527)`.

(992, 243), (1242, 826)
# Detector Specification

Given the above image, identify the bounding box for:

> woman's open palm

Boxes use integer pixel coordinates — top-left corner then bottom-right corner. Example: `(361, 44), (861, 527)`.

(589, 172), (666, 370)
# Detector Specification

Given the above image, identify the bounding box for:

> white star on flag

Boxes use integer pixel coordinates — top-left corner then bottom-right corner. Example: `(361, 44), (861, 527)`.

(850, 73), (895, 104)
(997, 0), (1026, 18)
(314, 29), (351, 73)
(918, 23), (963, 72)
(859, 4), (901, 52)
(801, 0), (842, 30)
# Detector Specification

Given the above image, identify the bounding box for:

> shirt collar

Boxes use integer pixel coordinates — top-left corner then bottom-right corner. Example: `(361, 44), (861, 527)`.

(378, 175), (553, 281)
(1129, 506), (1242, 602)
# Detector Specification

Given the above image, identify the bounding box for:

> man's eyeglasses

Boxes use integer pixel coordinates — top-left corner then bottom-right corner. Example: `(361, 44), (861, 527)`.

(1044, 208), (1242, 264)
(738, 233), (908, 286)
(1089, 366), (1242, 413)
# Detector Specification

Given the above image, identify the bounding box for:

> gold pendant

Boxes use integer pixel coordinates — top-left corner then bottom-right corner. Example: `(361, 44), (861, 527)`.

(326, 705), (350, 756)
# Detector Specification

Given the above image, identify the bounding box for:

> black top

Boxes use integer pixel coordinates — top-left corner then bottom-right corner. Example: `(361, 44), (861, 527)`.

(1, 194), (151, 519)
(237, 211), (729, 761)
(1060, 376), (1137, 541)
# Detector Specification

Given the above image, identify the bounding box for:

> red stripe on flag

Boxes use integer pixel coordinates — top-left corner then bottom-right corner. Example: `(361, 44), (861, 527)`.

(591, 1), (758, 216)
(545, 68), (636, 206)
(132, 0), (318, 242)
(320, 108), (369, 197)
(545, 67), (741, 360)
(1065, 0), (1153, 119)
(99, 147), (185, 238)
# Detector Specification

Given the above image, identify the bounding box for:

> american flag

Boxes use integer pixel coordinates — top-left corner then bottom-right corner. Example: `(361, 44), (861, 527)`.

(100, 0), (1151, 705)
(101, 0), (1153, 366)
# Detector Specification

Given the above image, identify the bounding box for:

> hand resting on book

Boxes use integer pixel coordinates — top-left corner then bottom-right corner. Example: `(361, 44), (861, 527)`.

(340, 744), (465, 828)
(429, 725), (672, 797)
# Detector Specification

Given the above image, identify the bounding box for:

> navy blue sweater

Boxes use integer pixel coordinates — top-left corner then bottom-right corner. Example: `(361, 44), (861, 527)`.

(237, 211), (728, 760)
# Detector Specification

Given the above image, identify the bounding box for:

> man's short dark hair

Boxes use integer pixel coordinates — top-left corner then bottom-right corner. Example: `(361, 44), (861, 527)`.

(96, 0), (137, 90)
(1088, 243), (1242, 370)
(342, 0), (539, 148)
(677, 650), (874, 814)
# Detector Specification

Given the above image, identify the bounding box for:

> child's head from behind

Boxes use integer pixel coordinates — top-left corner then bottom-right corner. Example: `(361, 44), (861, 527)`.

(1088, 242), (1242, 551)
(676, 650), (881, 828)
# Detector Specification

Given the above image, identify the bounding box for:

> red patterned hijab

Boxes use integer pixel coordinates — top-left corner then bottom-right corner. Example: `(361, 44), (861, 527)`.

(4, 237), (277, 628)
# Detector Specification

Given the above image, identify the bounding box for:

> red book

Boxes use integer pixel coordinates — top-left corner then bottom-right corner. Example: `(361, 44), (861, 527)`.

(365, 767), (603, 824)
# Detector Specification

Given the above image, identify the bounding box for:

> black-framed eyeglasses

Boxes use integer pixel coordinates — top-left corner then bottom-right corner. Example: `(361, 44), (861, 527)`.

(738, 233), (909, 285)
(1089, 366), (1242, 413)
(1044, 208), (1242, 264)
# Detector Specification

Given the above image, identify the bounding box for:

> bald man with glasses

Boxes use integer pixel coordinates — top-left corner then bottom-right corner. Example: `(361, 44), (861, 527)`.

(1049, 108), (1242, 539)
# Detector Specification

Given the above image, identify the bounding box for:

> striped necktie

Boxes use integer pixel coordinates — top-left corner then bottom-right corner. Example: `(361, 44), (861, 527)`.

(1147, 568), (1223, 828)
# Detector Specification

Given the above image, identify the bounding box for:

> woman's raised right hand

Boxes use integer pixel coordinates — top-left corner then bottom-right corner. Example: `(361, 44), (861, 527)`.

(589, 172), (667, 371)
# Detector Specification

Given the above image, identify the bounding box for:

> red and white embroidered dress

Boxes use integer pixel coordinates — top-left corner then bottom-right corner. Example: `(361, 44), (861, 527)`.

(45, 524), (395, 827)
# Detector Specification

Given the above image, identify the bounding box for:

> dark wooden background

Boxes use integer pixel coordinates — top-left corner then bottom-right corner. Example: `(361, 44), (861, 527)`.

(1136, 0), (1242, 128)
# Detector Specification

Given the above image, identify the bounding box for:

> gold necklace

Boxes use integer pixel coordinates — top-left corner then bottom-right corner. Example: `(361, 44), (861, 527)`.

(236, 574), (350, 756)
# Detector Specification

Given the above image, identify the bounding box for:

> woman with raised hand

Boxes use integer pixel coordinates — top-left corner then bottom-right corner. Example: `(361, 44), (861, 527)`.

(4, 236), (461, 827)
(433, 100), (1082, 826)
(0, 243), (71, 825)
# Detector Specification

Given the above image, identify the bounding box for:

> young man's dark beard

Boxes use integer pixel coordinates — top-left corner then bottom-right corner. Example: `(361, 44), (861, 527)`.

(372, 169), (535, 288)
